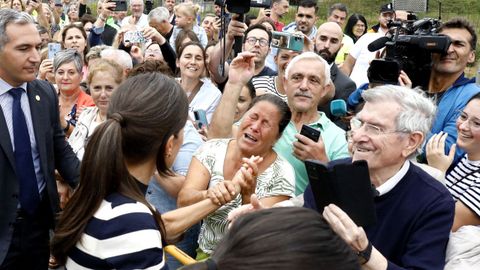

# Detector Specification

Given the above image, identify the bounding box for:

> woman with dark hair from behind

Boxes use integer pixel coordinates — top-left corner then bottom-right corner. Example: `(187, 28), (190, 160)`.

(51, 73), (253, 269)
(181, 207), (359, 270)
(344, 14), (368, 43)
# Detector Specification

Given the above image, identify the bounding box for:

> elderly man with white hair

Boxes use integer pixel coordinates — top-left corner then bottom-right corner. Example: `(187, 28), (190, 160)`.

(304, 85), (454, 269)
(121, 0), (148, 29)
(274, 52), (350, 195)
(148, 6), (174, 41)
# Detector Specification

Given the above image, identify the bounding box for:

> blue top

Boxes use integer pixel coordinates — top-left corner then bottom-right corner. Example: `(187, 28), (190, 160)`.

(426, 74), (480, 163)
(304, 159), (454, 270)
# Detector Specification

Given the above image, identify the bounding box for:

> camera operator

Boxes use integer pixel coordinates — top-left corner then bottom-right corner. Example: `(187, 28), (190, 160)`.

(425, 18), (480, 163)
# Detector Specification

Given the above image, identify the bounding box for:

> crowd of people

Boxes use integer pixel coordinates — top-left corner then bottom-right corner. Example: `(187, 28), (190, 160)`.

(0, 0), (479, 269)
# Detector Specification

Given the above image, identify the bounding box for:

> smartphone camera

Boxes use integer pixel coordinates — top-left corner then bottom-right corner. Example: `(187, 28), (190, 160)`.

(271, 31), (304, 52)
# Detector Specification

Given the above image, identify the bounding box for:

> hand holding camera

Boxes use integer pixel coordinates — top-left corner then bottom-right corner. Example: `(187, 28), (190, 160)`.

(226, 15), (247, 42)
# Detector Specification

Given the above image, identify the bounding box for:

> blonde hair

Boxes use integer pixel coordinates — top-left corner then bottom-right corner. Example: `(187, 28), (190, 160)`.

(87, 59), (124, 85)
(174, 2), (199, 20)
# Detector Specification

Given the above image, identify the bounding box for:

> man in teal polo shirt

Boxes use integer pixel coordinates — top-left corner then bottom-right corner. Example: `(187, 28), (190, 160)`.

(274, 52), (349, 195)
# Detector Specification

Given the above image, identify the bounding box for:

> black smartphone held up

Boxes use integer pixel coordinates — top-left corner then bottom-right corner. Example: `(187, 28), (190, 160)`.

(305, 159), (377, 227)
(110, 0), (127, 11)
(194, 110), (208, 129)
(300, 125), (320, 142)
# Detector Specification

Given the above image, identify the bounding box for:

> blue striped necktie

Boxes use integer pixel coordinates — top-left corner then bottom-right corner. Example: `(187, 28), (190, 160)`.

(9, 87), (40, 215)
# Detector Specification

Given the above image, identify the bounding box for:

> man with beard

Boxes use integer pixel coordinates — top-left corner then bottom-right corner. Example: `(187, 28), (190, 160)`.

(315, 22), (356, 130)
(283, 0), (318, 40)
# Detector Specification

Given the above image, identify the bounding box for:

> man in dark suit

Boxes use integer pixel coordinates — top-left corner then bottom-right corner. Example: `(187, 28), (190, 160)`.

(315, 22), (357, 130)
(0, 9), (80, 269)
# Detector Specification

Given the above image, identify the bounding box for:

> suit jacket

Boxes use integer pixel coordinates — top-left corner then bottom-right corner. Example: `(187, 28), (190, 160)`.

(318, 63), (357, 130)
(0, 79), (80, 264)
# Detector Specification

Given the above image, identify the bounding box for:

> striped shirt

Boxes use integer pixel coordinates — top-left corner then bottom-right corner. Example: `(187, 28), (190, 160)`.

(251, 76), (288, 103)
(66, 193), (167, 270)
(445, 155), (480, 216)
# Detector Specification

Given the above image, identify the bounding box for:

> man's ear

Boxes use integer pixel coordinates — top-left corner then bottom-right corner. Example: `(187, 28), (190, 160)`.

(402, 131), (424, 158)
(467, 49), (475, 64)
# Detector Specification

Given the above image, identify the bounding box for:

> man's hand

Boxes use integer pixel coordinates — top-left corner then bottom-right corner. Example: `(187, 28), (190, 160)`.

(226, 16), (247, 42)
(398, 70), (412, 88)
(292, 133), (329, 162)
(142, 26), (166, 44)
(227, 52), (256, 86)
(426, 131), (456, 173)
(323, 204), (369, 253)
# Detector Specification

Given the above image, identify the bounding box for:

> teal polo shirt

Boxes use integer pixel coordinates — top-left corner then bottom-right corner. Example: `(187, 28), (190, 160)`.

(274, 112), (350, 195)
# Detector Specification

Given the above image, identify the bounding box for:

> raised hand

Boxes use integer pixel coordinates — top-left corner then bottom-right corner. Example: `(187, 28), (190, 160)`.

(426, 131), (456, 173)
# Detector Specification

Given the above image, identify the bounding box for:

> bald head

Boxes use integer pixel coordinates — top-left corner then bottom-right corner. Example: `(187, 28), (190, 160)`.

(314, 22), (343, 63)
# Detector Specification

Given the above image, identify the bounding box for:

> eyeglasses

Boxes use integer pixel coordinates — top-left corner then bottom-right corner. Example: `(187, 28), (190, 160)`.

(245, 37), (269, 47)
(350, 117), (405, 137)
(457, 110), (480, 130)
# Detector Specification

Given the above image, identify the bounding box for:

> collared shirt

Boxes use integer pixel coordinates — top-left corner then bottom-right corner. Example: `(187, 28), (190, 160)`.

(0, 78), (45, 194)
(376, 160), (410, 196)
(274, 112), (350, 195)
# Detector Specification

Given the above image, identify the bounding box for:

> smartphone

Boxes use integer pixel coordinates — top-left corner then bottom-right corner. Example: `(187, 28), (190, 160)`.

(300, 125), (320, 142)
(271, 31), (304, 52)
(194, 110), (208, 129)
(123, 31), (146, 44)
(110, 0), (127, 11)
(48, 43), (62, 59)
(305, 159), (377, 227)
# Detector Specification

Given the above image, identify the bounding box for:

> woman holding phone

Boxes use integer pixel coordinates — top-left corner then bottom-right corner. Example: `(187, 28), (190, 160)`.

(177, 41), (221, 123)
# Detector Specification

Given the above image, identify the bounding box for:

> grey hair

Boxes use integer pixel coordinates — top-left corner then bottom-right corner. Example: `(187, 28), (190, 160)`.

(101, 48), (133, 69)
(53, 48), (84, 73)
(0, 9), (35, 51)
(284, 52), (331, 86)
(361, 85), (437, 156)
(148, 7), (170, 23)
(86, 45), (110, 63)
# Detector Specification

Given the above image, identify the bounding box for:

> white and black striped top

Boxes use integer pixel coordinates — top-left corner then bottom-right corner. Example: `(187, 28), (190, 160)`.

(65, 193), (167, 270)
(251, 76), (288, 103)
(445, 155), (480, 217)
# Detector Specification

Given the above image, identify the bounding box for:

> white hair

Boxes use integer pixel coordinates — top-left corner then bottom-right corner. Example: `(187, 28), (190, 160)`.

(101, 49), (133, 70)
(362, 85), (437, 155)
(284, 52), (331, 86)
(148, 7), (169, 23)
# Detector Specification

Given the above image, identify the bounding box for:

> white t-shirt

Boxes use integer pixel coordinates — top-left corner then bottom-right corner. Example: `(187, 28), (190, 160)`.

(349, 32), (384, 88)
(187, 78), (222, 123)
(121, 14), (149, 30)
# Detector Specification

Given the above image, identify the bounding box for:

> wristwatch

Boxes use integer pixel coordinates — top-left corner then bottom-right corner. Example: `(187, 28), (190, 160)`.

(357, 241), (372, 265)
